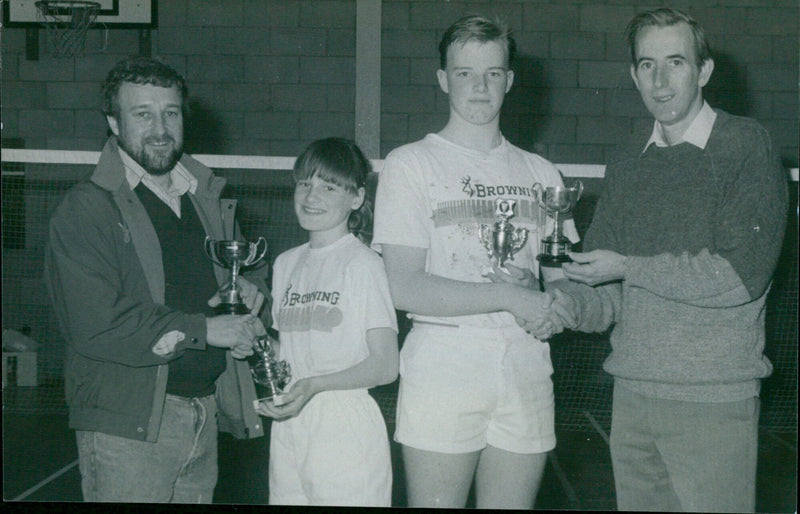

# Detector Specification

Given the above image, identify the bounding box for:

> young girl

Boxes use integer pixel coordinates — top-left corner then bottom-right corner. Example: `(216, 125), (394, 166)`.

(255, 138), (399, 506)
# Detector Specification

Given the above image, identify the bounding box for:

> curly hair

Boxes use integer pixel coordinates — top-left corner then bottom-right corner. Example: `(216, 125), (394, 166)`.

(101, 56), (188, 118)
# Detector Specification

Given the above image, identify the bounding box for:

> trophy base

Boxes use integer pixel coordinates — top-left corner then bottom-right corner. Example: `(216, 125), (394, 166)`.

(253, 394), (288, 410)
(213, 303), (251, 315)
(537, 253), (572, 268)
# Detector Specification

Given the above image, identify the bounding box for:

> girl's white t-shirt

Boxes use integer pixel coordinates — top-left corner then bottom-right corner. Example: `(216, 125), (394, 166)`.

(272, 233), (398, 384)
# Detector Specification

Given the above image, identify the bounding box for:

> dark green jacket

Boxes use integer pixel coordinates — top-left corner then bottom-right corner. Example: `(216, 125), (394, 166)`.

(45, 137), (268, 441)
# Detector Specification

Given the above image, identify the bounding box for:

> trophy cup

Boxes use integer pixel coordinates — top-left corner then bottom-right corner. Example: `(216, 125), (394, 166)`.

(478, 198), (529, 272)
(533, 179), (583, 267)
(249, 334), (291, 407)
(204, 236), (268, 314)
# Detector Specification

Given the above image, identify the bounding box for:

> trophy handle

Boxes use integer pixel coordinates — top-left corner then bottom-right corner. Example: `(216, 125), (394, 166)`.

(256, 334), (274, 356)
(478, 224), (495, 258)
(532, 182), (550, 211)
(574, 179), (584, 201)
(532, 183), (543, 205)
(245, 237), (268, 267)
(511, 227), (529, 252)
(203, 236), (226, 268)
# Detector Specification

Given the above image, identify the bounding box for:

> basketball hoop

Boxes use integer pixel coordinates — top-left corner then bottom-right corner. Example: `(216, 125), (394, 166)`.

(35, 0), (101, 58)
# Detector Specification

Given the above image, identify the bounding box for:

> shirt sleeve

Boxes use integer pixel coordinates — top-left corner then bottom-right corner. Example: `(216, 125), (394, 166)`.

(270, 253), (287, 333)
(351, 253), (399, 333)
(372, 150), (431, 252)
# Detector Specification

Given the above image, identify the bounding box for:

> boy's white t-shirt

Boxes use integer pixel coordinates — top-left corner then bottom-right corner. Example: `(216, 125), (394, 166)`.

(372, 133), (579, 329)
(271, 233), (398, 384)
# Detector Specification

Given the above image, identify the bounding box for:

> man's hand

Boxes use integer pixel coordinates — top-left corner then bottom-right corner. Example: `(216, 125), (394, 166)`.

(208, 277), (266, 315)
(206, 314), (266, 359)
(562, 250), (626, 286)
(514, 287), (579, 340)
(507, 288), (557, 339)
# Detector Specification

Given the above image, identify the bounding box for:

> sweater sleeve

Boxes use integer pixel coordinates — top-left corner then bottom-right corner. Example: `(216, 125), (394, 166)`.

(624, 122), (787, 305)
(709, 122), (788, 300)
(587, 118), (787, 308)
(624, 249), (751, 307)
(547, 279), (621, 334)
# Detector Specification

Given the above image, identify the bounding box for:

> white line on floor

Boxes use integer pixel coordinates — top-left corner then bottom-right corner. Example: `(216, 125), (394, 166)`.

(12, 459), (79, 501)
(583, 410), (610, 446)
(548, 450), (580, 508)
(765, 429), (798, 452)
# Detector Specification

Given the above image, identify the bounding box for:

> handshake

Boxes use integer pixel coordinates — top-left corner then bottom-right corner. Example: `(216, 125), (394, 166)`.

(486, 264), (579, 341)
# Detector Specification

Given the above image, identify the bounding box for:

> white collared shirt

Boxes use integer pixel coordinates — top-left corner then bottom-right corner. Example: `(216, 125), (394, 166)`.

(643, 101), (717, 152)
(119, 147), (198, 218)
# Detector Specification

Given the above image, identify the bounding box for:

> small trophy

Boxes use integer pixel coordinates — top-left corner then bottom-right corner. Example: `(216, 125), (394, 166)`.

(533, 179), (583, 267)
(204, 236), (268, 314)
(249, 334), (291, 407)
(478, 198), (529, 272)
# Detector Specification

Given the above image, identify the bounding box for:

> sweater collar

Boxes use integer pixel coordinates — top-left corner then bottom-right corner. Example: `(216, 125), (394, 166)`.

(643, 101), (717, 152)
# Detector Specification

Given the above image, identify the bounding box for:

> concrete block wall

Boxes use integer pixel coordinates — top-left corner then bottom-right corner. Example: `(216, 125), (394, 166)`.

(1, 0), (798, 167)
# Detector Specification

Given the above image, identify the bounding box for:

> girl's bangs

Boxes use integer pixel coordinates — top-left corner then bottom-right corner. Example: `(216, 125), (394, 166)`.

(294, 158), (358, 192)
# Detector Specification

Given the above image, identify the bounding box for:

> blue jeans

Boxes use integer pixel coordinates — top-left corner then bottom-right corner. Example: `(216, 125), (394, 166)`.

(609, 383), (759, 513)
(76, 394), (218, 503)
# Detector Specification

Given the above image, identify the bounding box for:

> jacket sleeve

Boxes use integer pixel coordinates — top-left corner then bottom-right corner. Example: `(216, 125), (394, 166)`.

(215, 352), (265, 439)
(44, 186), (206, 367)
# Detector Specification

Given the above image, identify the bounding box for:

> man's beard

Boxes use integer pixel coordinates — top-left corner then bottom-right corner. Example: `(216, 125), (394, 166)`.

(119, 136), (183, 176)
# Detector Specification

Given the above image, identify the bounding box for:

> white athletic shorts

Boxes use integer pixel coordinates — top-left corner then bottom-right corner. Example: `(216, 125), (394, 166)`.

(269, 389), (392, 506)
(395, 323), (556, 454)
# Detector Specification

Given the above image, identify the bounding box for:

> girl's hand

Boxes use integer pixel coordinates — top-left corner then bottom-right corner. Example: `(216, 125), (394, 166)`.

(253, 377), (317, 420)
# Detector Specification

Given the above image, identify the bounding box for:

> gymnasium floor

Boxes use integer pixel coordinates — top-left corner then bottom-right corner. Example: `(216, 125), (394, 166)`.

(2, 382), (796, 511)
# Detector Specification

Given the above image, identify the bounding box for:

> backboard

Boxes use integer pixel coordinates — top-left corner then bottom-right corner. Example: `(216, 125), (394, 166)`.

(2, 0), (156, 28)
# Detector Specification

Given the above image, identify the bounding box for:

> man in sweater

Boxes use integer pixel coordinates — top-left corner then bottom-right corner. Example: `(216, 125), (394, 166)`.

(552, 8), (788, 512)
(45, 56), (270, 502)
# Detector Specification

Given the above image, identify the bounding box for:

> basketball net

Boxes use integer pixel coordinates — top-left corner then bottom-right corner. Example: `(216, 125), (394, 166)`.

(35, 0), (102, 58)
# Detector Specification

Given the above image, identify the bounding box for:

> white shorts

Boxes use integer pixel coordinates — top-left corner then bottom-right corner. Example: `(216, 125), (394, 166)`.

(269, 389), (392, 506)
(395, 323), (555, 454)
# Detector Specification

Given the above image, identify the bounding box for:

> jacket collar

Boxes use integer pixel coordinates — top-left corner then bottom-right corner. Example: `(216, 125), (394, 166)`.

(91, 136), (226, 198)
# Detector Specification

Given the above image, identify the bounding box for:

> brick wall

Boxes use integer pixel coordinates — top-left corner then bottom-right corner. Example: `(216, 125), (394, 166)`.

(1, 0), (797, 166)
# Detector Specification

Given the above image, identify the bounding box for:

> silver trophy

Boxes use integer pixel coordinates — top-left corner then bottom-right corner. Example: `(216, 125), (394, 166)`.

(533, 179), (583, 267)
(204, 236), (268, 314)
(478, 198), (529, 271)
(249, 334), (291, 406)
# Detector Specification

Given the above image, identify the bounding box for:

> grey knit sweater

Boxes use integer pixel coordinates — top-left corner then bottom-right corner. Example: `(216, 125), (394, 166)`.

(557, 109), (788, 402)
